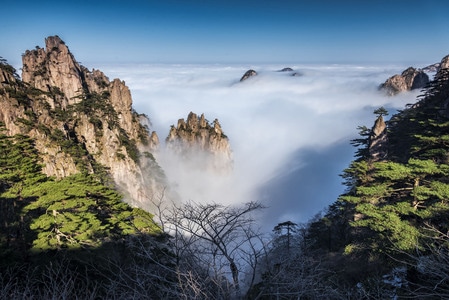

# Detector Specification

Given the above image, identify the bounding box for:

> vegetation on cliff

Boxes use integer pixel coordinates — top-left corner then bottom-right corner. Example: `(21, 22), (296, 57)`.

(298, 62), (449, 298)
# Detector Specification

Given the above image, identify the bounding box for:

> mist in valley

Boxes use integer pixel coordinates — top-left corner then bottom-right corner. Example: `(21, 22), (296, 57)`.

(101, 63), (422, 228)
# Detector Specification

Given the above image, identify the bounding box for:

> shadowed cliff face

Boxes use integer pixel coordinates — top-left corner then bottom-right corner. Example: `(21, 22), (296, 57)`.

(0, 36), (166, 210)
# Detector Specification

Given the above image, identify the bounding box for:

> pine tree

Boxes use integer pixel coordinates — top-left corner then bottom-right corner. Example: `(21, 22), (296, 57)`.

(0, 132), (47, 261)
(23, 174), (160, 251)
(0, 126), (160, 257)
(340, 69), (449, 254)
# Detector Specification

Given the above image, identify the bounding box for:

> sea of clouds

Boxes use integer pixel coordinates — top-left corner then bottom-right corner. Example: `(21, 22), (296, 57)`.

(99, 63), (422, 229)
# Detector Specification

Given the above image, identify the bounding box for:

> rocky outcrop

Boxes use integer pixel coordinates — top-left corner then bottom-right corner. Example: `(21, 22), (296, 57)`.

(22, 36), (85, 108)
(240, 69), (257, 82)
(278, 67), (301, 76)
(0, 36), (164, 210)
(439, 55), (449, 71)
(422, 63), (440, 73)
(380, 67), (429, 96)
(368, 116), (388, 161)
(166, 112), (232, 172)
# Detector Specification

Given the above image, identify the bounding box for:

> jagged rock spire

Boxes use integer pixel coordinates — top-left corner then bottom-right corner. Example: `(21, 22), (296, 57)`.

(166, 112), (232, 172)
(439, 54), (449, 70)
(22, 35), (85, 107)
(368, 115), (388, 161)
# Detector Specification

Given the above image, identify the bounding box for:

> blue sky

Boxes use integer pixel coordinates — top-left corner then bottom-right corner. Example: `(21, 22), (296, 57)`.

(2, 0), (449, 65)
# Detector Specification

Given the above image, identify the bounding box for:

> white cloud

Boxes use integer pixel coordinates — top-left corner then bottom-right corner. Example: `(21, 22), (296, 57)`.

(99, 63), (421, 228)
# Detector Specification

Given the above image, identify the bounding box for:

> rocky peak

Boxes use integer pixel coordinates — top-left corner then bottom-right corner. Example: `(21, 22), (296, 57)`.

(278, 67), (301, 76)
(240, 69), (257, 82)
(45, 35), (65, 50)
(22, 35), (84, 107)
(380, 67), (429, 96)
(166, 112), (232, 172)
(368, 115), (388, 161)
(439, 55), (449, 70)
(21, 35), (114, 109)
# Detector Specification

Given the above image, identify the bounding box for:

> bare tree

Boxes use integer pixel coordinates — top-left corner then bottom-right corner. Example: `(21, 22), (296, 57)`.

(0, 259), (101, 300)
(165, 200), (265, 299)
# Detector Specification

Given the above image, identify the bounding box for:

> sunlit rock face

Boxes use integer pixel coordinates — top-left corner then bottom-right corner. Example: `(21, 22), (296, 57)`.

(440, 55), (449, 70)
(22, 35), (86, 108)
(0, 35), (165, 210)
(166, 112), (233, 173)
(368, 116), (388, 161)
(380, 67), (429, 96)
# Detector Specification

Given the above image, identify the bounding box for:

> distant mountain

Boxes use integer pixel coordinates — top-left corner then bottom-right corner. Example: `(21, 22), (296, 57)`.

(166, 111), (232, 173)
(240, 69), (257, 81)
(421, 62), (440, 73)
(380, 55), (449, 96)
(379, 66), (429, 95)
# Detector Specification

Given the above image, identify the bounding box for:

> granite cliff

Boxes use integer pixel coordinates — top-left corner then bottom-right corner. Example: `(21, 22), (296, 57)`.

(0, 36), (164, 210)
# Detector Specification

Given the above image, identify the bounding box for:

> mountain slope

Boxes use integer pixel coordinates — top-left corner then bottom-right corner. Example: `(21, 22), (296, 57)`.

(1, 36), (165, 210)
(301, 53), (449, 297)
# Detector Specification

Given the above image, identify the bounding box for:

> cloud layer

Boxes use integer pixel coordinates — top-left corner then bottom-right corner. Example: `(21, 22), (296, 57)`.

(100, 63), (421, 228)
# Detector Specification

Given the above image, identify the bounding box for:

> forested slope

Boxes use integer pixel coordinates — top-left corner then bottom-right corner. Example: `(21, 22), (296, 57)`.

(299, 56), (449, 298)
